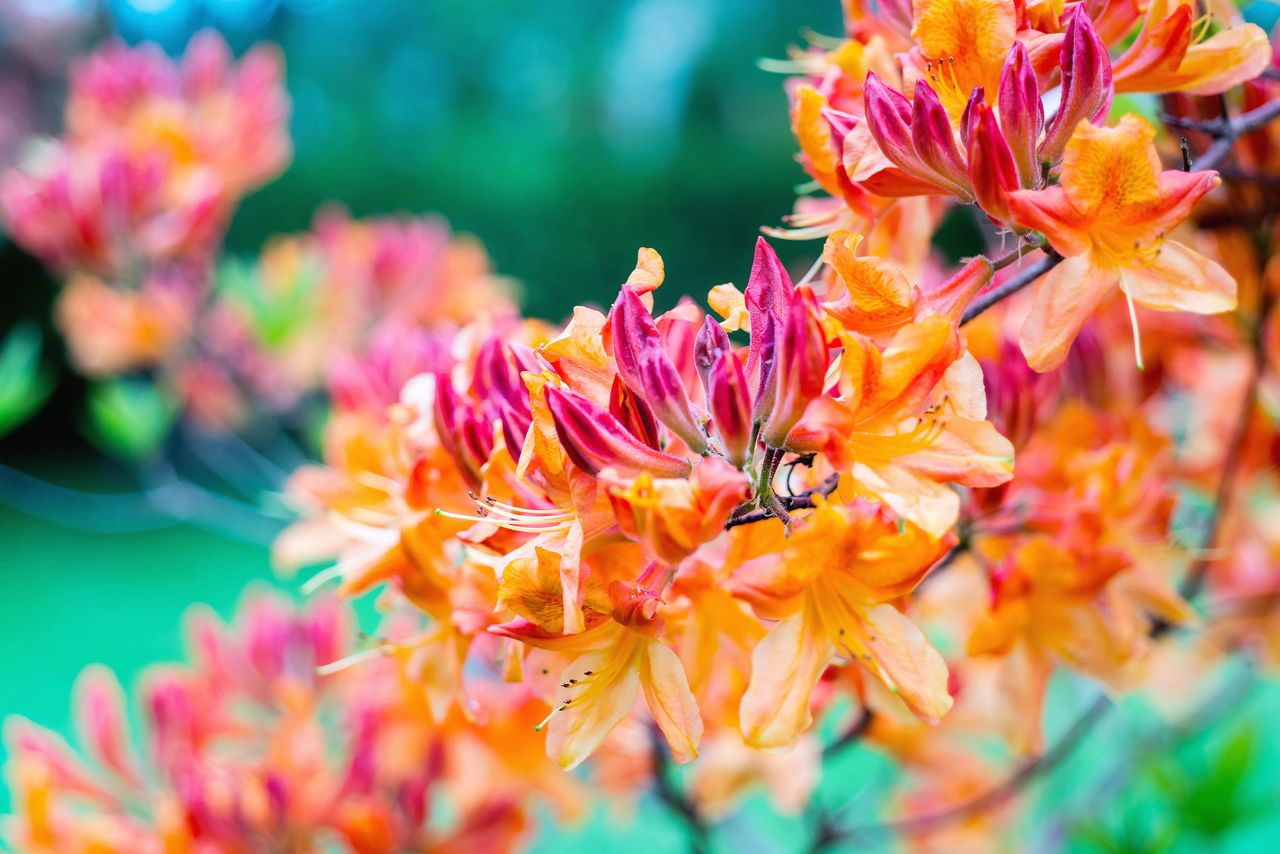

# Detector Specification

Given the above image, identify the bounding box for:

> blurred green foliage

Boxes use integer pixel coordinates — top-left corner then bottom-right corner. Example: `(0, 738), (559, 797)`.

(214, 0), (844, 320)
(84, 378), (177, 460)
(0, 324), (52, 438)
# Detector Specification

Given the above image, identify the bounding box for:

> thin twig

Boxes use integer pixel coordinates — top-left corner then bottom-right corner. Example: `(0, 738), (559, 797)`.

(813, 695), (1112, 850)
(1193, 98), (1280, 172)
(960, 254), (1061, 325)
(1169, 286), (1273, 608)
(724, 473), (840, 530)
(1038, 661), (1256, 851)
(650, 727), (711, 853)
(823, 709), (875, 758)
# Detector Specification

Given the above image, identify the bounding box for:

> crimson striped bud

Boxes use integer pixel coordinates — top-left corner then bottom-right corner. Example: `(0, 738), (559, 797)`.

(694, 314), (731, 400)
(610, 285), (708, 454)
(968, 102), (1021, 225)
(911, 80), (973, 197)
(760, 287), (828, 448)
(1039, 9), (1113, 165)
(707, 350), (753, 468)
(609, 374), (661, 450)
(545, 385), (692, 479)
(997, 42), (1044, 188)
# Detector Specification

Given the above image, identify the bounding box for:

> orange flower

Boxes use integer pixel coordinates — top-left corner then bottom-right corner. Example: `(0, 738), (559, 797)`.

(732, 498), (951, 748)
(1007, 114), (1236, 371)
(788, 313), (1013, 535)
(1112, 0), (1272, 95)
(493, 576), (702, 770)
(906, 0), (1017, 118)
(605, 458), (750, 566)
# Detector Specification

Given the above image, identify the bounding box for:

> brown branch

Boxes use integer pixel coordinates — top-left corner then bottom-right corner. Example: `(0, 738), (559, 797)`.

(960, 253), (1061, 325)
(823, 709), (875, 759)
(812, 695), (1111, 850)
(1167, 286), (1272, 608)
(724, 472), (841, 530)
(988, 239), (1045, 271)
(1192, 98), (1280, 172)
(1038, 661), (1256, 849)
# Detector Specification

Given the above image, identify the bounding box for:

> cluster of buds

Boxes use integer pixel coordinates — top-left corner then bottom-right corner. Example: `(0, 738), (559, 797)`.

(3, 594), (552, 853)
(2, 32), (288, 279)
(0, 36), (514, 432)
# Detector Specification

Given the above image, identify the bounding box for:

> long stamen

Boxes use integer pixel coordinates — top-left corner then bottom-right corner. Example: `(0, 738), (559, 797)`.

(533, 668), (597, 732)
(315, 647), (386, 676)
(435, 491), (575, 533)
(1191, 12), (1214, 44)
(353, 471), (403, 494)
(1125, 288), (1145, 371)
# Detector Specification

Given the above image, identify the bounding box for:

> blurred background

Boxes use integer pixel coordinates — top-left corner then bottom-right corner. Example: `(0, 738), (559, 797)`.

(3, 0), (1280, 850)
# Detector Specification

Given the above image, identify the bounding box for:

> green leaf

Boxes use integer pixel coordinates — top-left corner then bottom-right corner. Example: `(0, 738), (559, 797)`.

(0, 324), (54, 439)
(84, 378), (177, 460)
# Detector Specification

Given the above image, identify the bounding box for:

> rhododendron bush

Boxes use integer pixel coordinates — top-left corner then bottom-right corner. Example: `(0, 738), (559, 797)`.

(3, 1), (1280, 851)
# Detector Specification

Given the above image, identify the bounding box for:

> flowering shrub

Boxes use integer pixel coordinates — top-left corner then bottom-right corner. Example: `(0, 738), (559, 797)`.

(4, 1), (1280, 851)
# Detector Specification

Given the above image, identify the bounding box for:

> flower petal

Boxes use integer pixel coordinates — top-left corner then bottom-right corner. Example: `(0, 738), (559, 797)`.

(1018, 253), (1116, 372)
(1120, 240), (1237, 314)
(855, 602), (953, 724)
(641, 640), (704, 764)
(739, 607), (834, 749)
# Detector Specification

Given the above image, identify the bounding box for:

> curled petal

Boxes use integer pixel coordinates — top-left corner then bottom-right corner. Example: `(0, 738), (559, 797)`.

(545, 386), (692, 478)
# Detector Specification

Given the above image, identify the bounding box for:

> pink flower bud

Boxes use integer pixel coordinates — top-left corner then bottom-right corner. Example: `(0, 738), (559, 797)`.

(610, 374), (661, 450)
(694, 314), (731, 399)
(610, 286), (708, 454)
(959, 86), (985, 151)
(707, 350), (753, 468)
(821, 106), (860, 153)
(545, 386), (692, 478)
(433, 374), (492, 489)
(864, 72), (924, 176)
(745, 236), (791, 383)
(760, 288), (828, 449)
(998, 42), (1044, 188)
(472, 336), (534, 455)
(74, 666), (139, 784)
(911, 80), (973, 196)
(750, 309), (780, 424)
(967, 103), (1021, 225)
(1039, 9), (1113, 165)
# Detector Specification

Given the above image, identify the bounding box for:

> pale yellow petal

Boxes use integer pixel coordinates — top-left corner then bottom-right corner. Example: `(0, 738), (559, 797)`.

(641, 640), (704, 764)
(739, 606), (834, 749)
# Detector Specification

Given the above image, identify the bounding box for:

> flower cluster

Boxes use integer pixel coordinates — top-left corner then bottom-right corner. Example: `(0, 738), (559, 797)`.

(5, 2), (1280, 850)
(0, 33), (512, 431)
(4, 593), (565, 853)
